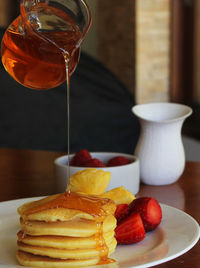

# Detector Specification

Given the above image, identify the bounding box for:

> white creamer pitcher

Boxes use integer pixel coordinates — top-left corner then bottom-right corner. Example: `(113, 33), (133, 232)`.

(132, 102), (192, 185)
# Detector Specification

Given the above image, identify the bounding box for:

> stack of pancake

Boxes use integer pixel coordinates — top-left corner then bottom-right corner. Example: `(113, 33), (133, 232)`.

(16, 192), (117, 267)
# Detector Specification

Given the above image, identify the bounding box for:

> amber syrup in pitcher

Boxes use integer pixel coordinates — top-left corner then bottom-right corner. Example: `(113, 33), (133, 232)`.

(1, 5), (81, 90)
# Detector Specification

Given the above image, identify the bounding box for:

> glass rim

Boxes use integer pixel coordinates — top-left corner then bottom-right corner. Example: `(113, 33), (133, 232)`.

(20, 0), (92, 40)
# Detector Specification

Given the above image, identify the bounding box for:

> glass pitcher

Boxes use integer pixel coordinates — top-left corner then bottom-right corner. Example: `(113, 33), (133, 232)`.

(1, 0), (92, 90)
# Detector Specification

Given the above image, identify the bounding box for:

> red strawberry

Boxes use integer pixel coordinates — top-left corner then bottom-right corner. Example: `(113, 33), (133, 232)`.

(107, 156), (130, 167)
(70, 149), (92, 166)
(129, 197), (162, 232)
(115, 212), (145, 244)
(115, 204), (130, 222)
(83, 158), (105, 167)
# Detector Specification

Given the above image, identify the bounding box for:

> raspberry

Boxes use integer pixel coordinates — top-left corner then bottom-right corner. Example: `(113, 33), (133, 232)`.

(70, 149), (92, 166)
(107, 156), (130, 167)
(83, 158), (105, 167)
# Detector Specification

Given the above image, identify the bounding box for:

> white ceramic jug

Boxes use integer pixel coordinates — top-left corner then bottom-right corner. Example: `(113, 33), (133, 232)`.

(132, 102), (192, 185)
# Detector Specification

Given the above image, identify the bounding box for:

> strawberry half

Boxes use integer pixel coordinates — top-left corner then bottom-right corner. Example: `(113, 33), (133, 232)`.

(70, 149), (92, 166)
(107, 156), (130, 167)
(115, 212), (145, 244)
(129, 197), (162, 232)
(115, 204), (130, 223)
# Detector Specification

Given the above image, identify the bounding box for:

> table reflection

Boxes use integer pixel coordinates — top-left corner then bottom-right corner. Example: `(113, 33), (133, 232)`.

(137, 183), (185, 210)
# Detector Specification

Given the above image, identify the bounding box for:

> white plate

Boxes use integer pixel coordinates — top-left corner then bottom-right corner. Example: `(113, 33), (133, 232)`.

(0, 197), (199, 268)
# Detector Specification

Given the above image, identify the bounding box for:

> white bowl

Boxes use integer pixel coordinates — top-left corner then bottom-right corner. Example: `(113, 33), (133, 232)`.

(54, 152), (140, 194)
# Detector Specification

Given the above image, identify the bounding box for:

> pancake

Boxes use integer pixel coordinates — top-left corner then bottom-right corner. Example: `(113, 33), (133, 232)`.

(18, 193), (116, 222)
(21, 208), (95, 222)
(17, 251), (100, 268)
(18, 230), (115, 249)
(17, 194), (95, 222)
(17, 238), (117, 259)
(20, 214), (117, 237)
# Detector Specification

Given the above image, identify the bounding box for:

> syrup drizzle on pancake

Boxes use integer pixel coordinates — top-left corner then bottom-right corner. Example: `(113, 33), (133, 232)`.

(17, 231), (26, 241)
(23, 192), (110, 219)
(95, 222), (116, 265)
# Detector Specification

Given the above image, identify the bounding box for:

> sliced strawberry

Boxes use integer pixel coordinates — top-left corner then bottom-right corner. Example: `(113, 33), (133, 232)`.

(107, 156), (130, 167)
(129, 197), (162, 232)
(115, 212), (145, 244)
(83, 158), (105, 167)
(115, 204), (130, 223)
(70, 149), (92, 166)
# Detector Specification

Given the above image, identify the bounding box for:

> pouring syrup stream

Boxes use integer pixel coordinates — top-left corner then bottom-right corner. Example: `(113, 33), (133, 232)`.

(63, 53), (71, 181)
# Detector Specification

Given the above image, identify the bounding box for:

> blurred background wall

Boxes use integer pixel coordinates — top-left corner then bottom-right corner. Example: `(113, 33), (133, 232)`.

(83, 0), (200, 145)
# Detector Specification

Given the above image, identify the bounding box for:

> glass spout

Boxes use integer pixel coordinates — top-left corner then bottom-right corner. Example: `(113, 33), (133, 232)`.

(20, 0), (92, 53)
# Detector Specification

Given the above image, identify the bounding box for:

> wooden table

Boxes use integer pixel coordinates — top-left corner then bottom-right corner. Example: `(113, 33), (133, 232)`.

(0, 148), (199, 268)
